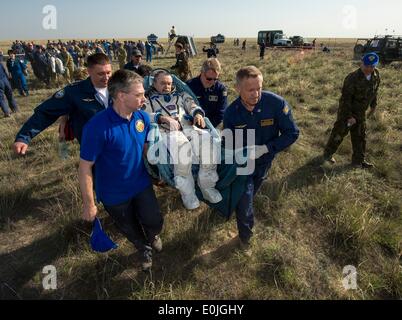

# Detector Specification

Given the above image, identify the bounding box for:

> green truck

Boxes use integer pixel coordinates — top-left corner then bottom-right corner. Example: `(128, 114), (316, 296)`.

(258, 30), (292, 47)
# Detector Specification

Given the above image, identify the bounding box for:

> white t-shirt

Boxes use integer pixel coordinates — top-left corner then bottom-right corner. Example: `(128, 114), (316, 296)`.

(95, 87), (109, 108)
(366, 74), (372, 81)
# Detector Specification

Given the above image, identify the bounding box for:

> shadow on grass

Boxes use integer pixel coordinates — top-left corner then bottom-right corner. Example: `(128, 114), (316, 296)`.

(0, 220), (86, 299)
(0, 177), (65, 230)
(0, 205), (237, 299)
(263, 157), (354, 199)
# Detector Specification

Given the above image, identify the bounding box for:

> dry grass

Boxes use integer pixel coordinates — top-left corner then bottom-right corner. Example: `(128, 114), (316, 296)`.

(0, 39), (401, 300)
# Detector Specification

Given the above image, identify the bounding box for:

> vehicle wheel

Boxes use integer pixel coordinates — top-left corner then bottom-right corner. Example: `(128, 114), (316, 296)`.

(379, 55), (390, 65)
(354, 44), (364, 54)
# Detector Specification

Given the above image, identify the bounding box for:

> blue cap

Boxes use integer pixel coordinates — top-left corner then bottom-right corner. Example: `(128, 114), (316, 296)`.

(362, 52), (379, 66)
(90, 218), (118, 253)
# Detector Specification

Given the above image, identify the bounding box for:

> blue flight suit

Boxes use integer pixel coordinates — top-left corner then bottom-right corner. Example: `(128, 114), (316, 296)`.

(186, 76), (228, 128)
(224, 91), (299, 241)
(7, 58), (29, 96)
(0, 63), (18, 115)
(15, 78), (110, 145)
(145, 43), (153, 63)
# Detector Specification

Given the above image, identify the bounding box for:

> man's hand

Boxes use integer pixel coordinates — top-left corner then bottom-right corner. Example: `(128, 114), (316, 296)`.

(13, 142), (28, 156)
(367, 108), (376, 119)
(160, 116), (181, 131)
(194, 114), (206, 129)
(248, 145), (269, 161)
(347, 117), (357, 127)
(82, 204), (97, 222)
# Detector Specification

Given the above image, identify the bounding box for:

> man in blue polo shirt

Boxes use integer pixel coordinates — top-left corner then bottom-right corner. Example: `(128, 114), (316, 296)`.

(187, 58), (228, 128)
(224, 66), (299, 251)
(79, 70), (164, 272)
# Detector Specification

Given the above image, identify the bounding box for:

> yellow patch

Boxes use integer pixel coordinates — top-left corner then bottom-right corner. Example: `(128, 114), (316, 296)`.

(136, 120), (145, 133)
(261, 119), (274, 127)
(283, 105), (290, 115)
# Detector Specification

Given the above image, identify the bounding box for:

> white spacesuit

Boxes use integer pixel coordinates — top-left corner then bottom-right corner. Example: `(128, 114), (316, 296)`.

(144, 73), (222, 210)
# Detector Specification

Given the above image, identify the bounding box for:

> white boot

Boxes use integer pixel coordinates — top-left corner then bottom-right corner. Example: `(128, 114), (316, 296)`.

(201, 187), (223, 204)
(198, 168), (222, 204)
(174, 176), (200, 210)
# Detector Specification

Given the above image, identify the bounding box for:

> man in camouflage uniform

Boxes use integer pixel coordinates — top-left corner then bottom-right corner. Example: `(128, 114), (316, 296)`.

(323, 52), (381, 168)
(171, 42), (191, 82)
(117, 43), (127, 70)
(60, 46), (75, 83)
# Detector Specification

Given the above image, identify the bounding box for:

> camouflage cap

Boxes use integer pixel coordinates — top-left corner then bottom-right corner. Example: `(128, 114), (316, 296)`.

(132, 49), (142, 57)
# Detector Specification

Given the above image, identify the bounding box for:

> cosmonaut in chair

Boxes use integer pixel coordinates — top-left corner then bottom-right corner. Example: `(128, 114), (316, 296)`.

(143, 69), (222, 210)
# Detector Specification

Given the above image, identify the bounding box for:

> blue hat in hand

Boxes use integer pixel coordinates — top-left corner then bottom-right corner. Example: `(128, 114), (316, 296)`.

(362, 52), (379, 66)
(90, 218), (118, 253)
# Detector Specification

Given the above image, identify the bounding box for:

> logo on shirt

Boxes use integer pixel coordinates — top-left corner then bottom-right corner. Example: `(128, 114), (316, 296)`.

(165, 104), (177, 112)
(136, 120), (145, 133)
(82, 98), (95, 102)
(209, 95), (218, 102)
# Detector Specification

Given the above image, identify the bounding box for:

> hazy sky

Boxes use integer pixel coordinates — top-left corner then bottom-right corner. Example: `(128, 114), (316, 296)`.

(0, 0), (401, 40)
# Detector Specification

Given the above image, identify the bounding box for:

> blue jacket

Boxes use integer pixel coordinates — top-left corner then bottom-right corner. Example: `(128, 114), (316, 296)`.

(15, 78), (110, 145)
(224, 91), (300, 170)
(186, 76), (228, 127)
(6, 58), (27, 77)
(0, 63), (8, 79)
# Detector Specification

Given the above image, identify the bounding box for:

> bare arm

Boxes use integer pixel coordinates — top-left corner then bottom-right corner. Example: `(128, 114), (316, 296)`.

(78, 159), (97, 222)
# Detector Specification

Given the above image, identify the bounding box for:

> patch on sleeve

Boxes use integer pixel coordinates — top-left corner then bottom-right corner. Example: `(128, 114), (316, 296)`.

(283, 105), (290, 116)
(54, 89), (65, 99)
(222, 90), (228, 97)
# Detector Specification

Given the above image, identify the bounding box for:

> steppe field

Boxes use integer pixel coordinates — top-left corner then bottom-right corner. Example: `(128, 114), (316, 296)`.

(0, 38), (401, 300)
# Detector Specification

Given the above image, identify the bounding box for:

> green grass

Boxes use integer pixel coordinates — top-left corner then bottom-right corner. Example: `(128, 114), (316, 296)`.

(0, 39), (401, 300)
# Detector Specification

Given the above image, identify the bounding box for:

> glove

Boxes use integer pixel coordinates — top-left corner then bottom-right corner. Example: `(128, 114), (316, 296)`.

(247, 145), (269, 160)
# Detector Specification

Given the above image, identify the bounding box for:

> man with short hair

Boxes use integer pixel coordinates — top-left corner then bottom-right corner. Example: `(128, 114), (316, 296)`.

(13, 53), (112, 155)
(187, 58), (228, 128)
(79, 70), (163, 272)
(124, 49), (151, 77)
(323, 52), (381, 168)
(202, 43), (219, 58)
(6, 50), (29, 96)
(172, 42), (191, 82)
(224, 66), (299, 250)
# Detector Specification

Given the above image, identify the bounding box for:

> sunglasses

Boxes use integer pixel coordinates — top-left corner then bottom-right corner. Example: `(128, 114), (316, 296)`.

(206, 77), (219, 81)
